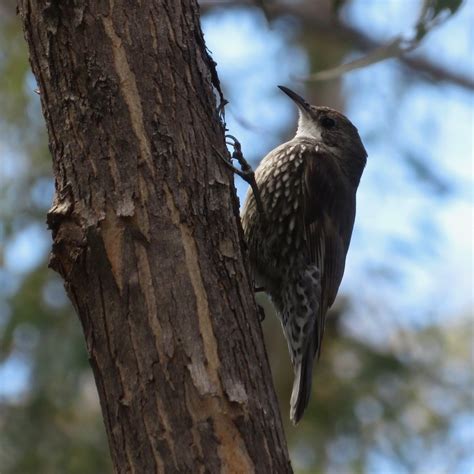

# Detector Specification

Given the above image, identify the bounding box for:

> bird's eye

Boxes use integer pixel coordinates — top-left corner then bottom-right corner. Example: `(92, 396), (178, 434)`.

(320, 116), (336, 129)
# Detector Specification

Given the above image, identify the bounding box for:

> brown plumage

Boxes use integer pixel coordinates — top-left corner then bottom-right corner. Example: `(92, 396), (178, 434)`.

(241, 86), (367, 423)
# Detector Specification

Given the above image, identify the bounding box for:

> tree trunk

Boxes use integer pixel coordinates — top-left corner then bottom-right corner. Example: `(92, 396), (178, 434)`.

(18, 1), (292, 472)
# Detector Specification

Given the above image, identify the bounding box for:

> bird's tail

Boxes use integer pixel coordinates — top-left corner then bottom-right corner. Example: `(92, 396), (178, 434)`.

(290, 336), (316, 424)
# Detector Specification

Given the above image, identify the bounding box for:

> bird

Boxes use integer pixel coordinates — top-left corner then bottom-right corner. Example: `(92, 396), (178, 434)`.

(240, 85), (367, 424)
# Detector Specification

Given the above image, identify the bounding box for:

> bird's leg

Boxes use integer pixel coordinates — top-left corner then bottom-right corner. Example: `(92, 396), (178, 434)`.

(225, 135), (265, 217)
(214, 135), (266, 220)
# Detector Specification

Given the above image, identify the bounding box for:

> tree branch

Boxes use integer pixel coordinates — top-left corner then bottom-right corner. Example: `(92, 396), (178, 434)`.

(201, 0), (474, 91)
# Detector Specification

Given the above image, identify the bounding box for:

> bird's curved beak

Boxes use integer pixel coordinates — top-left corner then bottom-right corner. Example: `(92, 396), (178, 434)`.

(278, 85), (311, 114)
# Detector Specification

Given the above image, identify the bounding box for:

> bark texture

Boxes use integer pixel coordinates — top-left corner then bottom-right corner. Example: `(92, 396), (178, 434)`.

(18, 1), (292, 472)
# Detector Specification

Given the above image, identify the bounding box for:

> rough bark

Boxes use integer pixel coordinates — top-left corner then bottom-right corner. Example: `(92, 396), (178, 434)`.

(18, 1), (292, 473)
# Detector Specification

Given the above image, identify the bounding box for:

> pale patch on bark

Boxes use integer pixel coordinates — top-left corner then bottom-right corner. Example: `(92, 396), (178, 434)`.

(215, 417), (256, 474)
(134, 242), (174, 368)
(49, 194), (73, 218)
(218, 237), (236, 259)
(101, 209), (123, 291)
(102, 17), (154, 176)
(226, 381), (248, 404)
(163, 183), (220, 393)
(187, 360), (218, 396)
(152, 391), (179, 473)
(185, 382), (255, 474)
(100, 148), (134, 217)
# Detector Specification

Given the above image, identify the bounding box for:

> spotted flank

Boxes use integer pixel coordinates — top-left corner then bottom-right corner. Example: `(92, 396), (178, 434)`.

(281, 265), (320, 363)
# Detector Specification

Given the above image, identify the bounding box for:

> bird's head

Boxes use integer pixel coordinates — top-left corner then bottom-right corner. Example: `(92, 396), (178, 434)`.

(278, 85), (367, 162)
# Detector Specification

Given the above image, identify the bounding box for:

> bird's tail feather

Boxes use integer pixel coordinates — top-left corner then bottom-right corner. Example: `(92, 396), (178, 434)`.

(290, 336), (316, 424)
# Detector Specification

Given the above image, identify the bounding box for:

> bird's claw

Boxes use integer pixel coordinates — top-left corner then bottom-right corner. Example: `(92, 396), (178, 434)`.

(225, 135), (253, 177)
(213, 136), (266, 220)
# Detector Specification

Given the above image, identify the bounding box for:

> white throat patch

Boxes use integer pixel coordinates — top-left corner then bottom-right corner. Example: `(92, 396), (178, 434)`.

(295, 112), (322, 141)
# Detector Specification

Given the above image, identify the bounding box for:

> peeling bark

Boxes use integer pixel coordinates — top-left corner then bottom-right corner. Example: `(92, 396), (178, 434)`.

(18, 1), (292, 473)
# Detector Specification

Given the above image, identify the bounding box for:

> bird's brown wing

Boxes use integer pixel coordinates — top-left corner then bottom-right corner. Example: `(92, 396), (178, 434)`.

(302, 145), (357, 354)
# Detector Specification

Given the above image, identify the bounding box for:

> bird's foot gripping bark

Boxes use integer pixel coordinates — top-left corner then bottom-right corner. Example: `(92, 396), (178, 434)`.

(214, 135), (265, 219)
(223, 134), (253, 177)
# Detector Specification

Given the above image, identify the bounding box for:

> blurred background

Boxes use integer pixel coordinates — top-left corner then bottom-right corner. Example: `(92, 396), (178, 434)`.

(0, 0), (472, 472)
